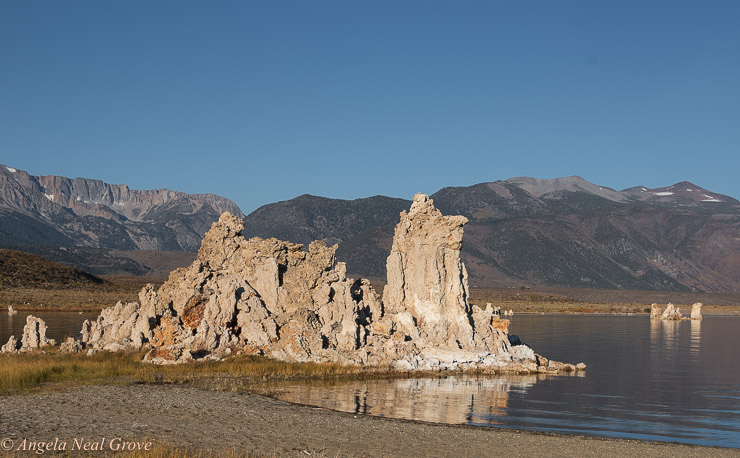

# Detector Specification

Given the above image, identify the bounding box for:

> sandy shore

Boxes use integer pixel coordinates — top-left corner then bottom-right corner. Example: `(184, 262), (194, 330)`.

(1, 385), (737, 457)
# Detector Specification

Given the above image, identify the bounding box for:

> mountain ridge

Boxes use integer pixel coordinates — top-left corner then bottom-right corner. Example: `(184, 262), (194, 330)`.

(240, 178), (739, 292)
(0, 164), (244, 252)
(2, 163), (738, 292)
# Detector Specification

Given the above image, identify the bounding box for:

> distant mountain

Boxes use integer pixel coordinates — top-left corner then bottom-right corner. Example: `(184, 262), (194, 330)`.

(3, 163), (738, 292)
(241, 177), (740, 292)
(0, 164), (243, 253)
(622, 181), (736, 207)
(241, 194), (410, 246)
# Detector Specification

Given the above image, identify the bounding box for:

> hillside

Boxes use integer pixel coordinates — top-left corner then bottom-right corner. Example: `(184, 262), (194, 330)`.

(0, 249), (103, 289)
(2, 164), (738, 292)
(241, 178), (740, 292)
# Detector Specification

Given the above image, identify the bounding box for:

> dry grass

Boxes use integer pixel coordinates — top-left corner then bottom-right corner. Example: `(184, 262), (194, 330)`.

(0, 350), (391, 396)
(0, 351), (144, 394)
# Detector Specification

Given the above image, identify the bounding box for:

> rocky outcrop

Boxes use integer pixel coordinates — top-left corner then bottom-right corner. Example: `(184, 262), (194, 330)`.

(7, 306), (17, 315)
(1, 336), (19, 353)
(1, 315), (55, 353)
(690, 302), (703, 320)
(651, 302), (705, 321)
(67, 195), (584, 373)
(79, 288), (156, 352)
(21, 316), (56, 350)
(59, 337), (83, 353)
(660, 303), (683, 320)
(382, 194), (473, 348)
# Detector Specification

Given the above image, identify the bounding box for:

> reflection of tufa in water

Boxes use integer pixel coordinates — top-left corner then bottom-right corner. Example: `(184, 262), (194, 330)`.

(273, 375), (560, 425)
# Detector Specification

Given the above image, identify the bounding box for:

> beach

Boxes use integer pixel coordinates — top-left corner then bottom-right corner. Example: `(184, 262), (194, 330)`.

(1, 384), (736, 457)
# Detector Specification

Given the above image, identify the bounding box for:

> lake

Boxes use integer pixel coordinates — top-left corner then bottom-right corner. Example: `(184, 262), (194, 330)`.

(0, 311), (99, 344)
(2, 311), (738, 448)
(273, 315), (740, 448)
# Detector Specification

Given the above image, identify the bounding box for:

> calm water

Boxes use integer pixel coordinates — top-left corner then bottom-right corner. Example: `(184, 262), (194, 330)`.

(274, 315), (740, 448)
(0, 311), (98, 344)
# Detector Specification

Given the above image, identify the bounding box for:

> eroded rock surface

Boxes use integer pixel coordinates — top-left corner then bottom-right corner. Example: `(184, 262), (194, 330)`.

(67, 195), (583, 373)
(1, 336), (19, 353)
(382, 194), (473, 349)
(1, 315), (55, 353)
(690, 302), (703, 321)
(660, 303), (683, 320)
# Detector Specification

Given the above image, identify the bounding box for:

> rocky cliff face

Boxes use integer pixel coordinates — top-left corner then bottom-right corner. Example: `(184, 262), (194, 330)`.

(0, 164), (243, 252)
(382, 194), (473, 348)
(61, 195), (584, 373)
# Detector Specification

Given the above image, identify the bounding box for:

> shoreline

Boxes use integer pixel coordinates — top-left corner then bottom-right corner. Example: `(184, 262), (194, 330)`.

(6, 306), (740, 317)
(1, 384), (736, 456)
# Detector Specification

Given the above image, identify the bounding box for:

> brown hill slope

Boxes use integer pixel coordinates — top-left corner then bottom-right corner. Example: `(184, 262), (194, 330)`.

(241, 179), (740, 292)
(0, 249), (103, 289)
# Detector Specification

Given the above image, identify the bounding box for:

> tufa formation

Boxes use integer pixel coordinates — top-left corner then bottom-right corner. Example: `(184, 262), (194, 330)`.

(7, 194), (585, 373)
(650, 302), (702, 321)
(1, 315), (56, 353)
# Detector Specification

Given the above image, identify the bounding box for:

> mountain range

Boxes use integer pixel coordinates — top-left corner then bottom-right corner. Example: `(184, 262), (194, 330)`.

(1, 164), (738, 292)
(0, 164), (243, 252)
(241, 176), (740, 292)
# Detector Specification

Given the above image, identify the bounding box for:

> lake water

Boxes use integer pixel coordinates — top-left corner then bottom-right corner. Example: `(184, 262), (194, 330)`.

(273, 315), (740, 448)
(2, 312), (738, 447)
(0, 311), (99, 344)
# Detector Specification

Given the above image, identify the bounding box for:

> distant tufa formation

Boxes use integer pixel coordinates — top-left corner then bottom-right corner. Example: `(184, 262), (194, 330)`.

(1, 315), (56, 353)
(3, 194), (584, 373)
(650, 302), (703, 321)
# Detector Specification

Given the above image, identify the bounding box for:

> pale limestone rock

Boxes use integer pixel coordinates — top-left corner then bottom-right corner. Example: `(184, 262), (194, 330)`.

(650, 303), (662, 319)
(661, 303), (682, 320)
(79, 300), (154, 351)
(382, 193), (473, 349)
(2, 336), (19, 353)
(690, 302), (703, 321)
(134, 212), (369, 363)
(59, 337), (82, 353)
(78, 203), (583, 373)
(20, 315), (55, 351)
(7, 305), (17, 315)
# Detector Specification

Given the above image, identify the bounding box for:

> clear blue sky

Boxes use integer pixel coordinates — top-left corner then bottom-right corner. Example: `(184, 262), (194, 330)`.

(1, 1), (738, 212)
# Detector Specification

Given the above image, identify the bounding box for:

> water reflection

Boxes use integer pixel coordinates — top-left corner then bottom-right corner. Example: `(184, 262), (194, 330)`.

(0, 311), (98, 344)
(649, 319), (700, 351)
(690, 320), (701, 358)
(661, 320), (680, 344)
(276, 316), (740, 447)
(274, 375), (559, 424)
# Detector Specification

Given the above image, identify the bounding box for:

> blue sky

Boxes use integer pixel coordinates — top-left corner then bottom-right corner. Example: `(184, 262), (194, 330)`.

(1, 1), (738, 212)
